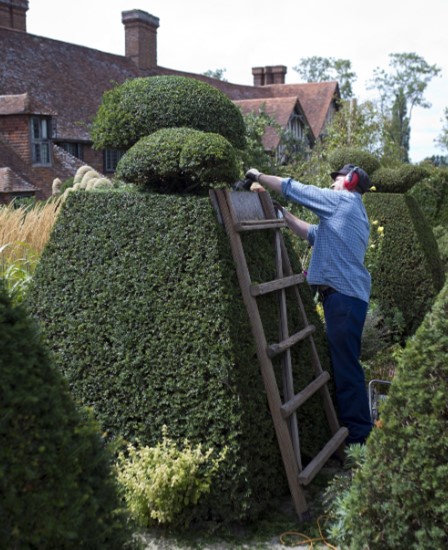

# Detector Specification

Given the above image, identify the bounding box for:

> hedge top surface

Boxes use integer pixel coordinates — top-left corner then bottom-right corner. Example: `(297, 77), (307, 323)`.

(91, 75), (247, 151)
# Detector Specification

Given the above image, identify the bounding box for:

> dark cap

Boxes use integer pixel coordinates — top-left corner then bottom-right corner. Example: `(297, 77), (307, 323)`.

(330, 164), (373, 193)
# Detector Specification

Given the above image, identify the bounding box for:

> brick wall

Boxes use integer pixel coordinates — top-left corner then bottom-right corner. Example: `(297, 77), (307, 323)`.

(0, 115), (31, 163)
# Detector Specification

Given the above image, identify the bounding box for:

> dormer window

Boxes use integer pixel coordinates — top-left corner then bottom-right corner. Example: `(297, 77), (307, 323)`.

(30, 116), (52, 166)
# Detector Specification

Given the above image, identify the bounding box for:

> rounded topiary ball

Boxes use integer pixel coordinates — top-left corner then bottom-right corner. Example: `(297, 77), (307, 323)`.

(115, 127), (240, 194)
(91, 75), (246, 151)
(328, 147), (381, 178)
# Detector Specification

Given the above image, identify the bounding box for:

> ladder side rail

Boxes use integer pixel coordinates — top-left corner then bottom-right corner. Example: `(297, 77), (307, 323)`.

(275, 229), (302, 471)
(213, 189), (309, 519)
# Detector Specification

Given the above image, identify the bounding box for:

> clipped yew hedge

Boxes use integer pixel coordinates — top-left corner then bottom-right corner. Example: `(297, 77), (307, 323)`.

(115, 127), (239, 193)
(339, 278), (448, 549)
(371, 164), (429, 193)
(364, 193), (444, 338)
(0, 282), (132, 549)
(27, 191), (331, 523)
(91, 75), (246, 151)
(409, 168), (448, 227)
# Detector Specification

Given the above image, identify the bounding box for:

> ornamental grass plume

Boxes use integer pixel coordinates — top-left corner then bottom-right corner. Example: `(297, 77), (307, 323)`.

(0, 198), (61, 261)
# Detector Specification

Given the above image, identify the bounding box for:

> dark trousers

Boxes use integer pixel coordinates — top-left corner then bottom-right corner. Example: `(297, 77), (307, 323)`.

(323, 292), (373, 444)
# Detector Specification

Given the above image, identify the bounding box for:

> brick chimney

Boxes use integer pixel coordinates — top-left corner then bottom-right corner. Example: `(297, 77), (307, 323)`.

(122, 10), (159, 70)
(252, 65), (287, 86)
(0, 0), (28, 31)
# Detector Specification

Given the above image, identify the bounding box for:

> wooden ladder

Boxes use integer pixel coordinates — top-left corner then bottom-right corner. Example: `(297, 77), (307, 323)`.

(210, 188), (348, 520)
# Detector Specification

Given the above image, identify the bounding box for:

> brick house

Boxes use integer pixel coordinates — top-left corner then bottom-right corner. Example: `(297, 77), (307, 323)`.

(0, 0), (340, 202)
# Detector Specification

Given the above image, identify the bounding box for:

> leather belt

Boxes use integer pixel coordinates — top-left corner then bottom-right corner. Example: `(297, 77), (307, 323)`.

(315, 285), (337, 301)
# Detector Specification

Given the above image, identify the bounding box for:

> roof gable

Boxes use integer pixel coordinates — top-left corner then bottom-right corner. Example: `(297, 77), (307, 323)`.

(234, 96), (310, 150)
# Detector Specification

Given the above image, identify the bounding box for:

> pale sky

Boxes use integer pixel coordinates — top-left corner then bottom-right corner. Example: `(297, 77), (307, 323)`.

(27, 0), (448, 163)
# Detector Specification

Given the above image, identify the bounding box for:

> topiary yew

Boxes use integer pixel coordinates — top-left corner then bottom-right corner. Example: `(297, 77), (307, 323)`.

(115, 127), (240, 193)
(91, 75), (246, 151)
(338, 278), (448, 549)
(328, 147), (381, 179)
(27, 191), (332, 524)
(364, 192), (444, 339)
(0, 282), (132, 549)
(371, 164), (429, 193)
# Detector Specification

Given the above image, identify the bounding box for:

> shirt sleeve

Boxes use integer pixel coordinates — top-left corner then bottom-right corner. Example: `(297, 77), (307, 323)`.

(307, 224), (318, 246)
(281, 177), (340, 220)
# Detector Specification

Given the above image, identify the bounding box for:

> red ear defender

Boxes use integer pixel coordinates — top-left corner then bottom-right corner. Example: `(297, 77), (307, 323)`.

(344, 167), (360, 190)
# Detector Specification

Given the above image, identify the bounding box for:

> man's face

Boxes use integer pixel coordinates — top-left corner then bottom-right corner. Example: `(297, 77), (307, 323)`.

(330, 174), (346, 191)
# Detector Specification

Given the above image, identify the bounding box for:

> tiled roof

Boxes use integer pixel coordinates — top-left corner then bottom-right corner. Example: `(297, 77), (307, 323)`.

(0, 26), (339, 143)
(0, 27), (144, 140)
(259, 82), (339, 139)
(0, 166), (36, 193)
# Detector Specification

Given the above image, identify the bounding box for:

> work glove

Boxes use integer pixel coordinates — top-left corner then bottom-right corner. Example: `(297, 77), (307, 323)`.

(245, 168), (263, 183)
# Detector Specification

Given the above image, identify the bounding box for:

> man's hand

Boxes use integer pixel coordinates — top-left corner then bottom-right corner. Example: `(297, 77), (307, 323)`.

(245, 168), (263, 183)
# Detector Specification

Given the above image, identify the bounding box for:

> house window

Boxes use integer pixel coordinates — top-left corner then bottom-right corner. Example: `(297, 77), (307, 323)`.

(104, 149), (125, 173)
(30, 117), (52, 166)
(58, 142), (84, 161)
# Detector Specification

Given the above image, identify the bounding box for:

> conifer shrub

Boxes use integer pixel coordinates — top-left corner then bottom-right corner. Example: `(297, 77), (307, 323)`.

(327, 147), (381, 178)
(364, 192), (444, 339)
(0, 282), (132, 549)
(27, 191), (332, 523)
(408, 167), (448, 227)
(335, 279), (448, 549)
(91, 75), (246, 151)
(115, 127), (239, 193)
(371, 164), (428, 193)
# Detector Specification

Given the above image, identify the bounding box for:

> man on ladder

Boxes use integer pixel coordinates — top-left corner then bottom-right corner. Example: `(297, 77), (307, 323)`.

(245, 165), (373, 446)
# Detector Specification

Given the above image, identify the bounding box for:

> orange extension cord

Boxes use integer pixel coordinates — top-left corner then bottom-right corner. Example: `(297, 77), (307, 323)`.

(280, 516), (338, 549)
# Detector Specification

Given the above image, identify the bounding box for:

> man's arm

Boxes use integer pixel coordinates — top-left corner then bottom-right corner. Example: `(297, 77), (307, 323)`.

(245, 168), (310, 240)
(282, 209), (310, 240)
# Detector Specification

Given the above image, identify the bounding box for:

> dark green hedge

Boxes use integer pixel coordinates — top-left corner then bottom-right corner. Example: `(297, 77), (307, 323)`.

(0, 282), (132, 549)
(371, 164), (429, 193)
(115, 127), (240, 193)
(364, 193), (445, 338)
(328, 147), (381, 178)
(408, 168), (448, 227)
(91, 75), (246, 151)
(27, 191), (331, 523)
(341, 278), (448, 549)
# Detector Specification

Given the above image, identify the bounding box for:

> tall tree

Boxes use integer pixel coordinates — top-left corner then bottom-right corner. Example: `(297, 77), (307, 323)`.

(435, 107), (448, 153)
(388, 89), (411, 162)
(368, 52), (441, 161)
(202, 68), (228, 81)
(293, 56), (357, 99)
(323, 98), (403, 166)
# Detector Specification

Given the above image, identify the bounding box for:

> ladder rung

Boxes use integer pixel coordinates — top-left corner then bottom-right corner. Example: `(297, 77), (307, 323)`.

(267, 325), (316, 358)
(251, 273), (306, 297)
(280, 371), (331, 419)
(298, 427), (349, 486)
(235, 219), (286, 232)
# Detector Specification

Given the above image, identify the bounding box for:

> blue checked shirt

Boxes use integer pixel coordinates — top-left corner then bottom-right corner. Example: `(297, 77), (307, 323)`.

(281, 177), (371, 303)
